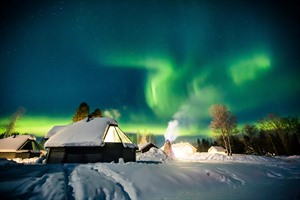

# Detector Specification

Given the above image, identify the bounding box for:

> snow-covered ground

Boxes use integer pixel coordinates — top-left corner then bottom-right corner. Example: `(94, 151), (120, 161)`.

(1, 148), (300, 200)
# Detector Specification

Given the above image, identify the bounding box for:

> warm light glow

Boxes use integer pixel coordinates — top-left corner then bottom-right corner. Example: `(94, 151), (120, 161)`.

(104, 126), (121, 142)
(103, 126), (133, 143)
(171, 142), (197, 159)
(172, 147), (186, 159)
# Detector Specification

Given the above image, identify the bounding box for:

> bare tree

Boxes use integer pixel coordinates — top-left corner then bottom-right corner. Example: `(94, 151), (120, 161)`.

(259, 114), (300, 155)
(147, 132), (156, 144)
(137, 130), (156, 145)
(242, 124), (262, 155)
(258, 114), (281, 155)
(210, 104), (237, 156)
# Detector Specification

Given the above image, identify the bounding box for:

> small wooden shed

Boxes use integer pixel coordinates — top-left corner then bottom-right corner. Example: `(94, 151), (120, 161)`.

(208, 146), (226, 154)
(172, 142), (197, 154)
(138, 142), (158, 153)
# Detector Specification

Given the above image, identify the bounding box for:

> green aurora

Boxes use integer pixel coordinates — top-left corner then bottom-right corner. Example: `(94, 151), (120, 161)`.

(0, 1), (299, 137)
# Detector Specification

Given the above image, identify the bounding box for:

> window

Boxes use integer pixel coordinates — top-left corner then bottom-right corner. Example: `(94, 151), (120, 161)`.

(103, 126), (132, 143)
(20, 140), (42, 151)
(21, 141), (33, 150)
(104, 126), (121, 142)
(32, 141), (40, 151)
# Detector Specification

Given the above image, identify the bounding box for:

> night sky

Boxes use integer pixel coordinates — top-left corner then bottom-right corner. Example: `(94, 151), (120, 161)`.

(1, 1), (299, 136)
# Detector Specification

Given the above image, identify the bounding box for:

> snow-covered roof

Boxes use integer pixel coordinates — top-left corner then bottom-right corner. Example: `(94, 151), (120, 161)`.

(45, 125), (68, 139)
(44, 117), (118, 147)
(160, 142), (196, 152)
(172, 142), (197, 151)
(0, 135), (36, 151)
(138, 142), (158, 151)
(160, 142), (197, 158)
(208, 146), (226, 152)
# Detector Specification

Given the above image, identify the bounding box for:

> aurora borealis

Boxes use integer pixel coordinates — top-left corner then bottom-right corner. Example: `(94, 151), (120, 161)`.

(0, 1), (299, 137)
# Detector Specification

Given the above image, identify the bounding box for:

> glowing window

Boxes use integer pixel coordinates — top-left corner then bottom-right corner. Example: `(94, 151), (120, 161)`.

(103, 126), (132, 143)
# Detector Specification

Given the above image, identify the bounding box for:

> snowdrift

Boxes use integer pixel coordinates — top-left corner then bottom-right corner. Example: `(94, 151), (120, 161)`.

(0, 150), (300, 199)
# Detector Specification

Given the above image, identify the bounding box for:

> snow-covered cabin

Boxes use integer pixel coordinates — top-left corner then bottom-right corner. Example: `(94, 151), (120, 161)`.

(160, 142), (197, 158)
(138, 142), (158, 153)
(44, 117), (137, 163)
(172, 142), (197, 158)
(0, 135), (45, 159)
(172, 142), (197, 154)
(208, 146), (226, 154)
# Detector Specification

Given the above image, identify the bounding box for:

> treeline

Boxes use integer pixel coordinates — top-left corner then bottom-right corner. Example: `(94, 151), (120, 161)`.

(136, 130), (156, 145)
(194, 138), (217, 152)
(73, 102), (103, 122)
(72, 102), (121, 122)
(211, 114), (300, 156)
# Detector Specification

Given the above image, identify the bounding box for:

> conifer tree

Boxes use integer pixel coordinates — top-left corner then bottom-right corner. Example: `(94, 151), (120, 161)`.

(73, 102), (90, 122)
(92, 108), (103, 118)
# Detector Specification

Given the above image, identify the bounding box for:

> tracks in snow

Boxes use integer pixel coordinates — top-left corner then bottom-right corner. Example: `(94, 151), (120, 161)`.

(205, 167), (245, 188)
(92, 164), (138, 200)
(66, 164), (138, 200)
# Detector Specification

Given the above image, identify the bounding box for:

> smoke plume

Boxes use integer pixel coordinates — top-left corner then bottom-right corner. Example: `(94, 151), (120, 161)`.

(5, 107), (26, 137)
(164, 119), (179, 143)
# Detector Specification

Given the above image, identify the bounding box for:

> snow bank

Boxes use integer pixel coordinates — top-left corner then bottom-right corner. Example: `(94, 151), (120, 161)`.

(12, 155), (46, 164)
(0, 158), (18, 166)
(136, 147), (171, 163)
(138, 147), (283, 164)
(179, 152), (282, 163)
(0, 154), (300, 199)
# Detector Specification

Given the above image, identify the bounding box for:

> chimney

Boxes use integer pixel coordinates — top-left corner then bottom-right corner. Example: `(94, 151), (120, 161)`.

(163, 140), (175, 158)
(86, 114), (93, 122)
